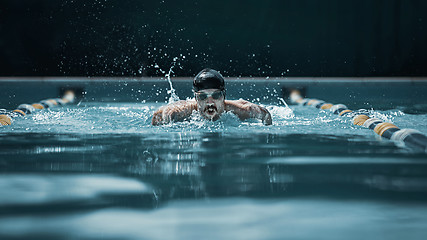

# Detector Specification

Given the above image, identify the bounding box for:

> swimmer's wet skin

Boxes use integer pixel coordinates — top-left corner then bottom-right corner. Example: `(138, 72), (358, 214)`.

(152, 68), (272, 126)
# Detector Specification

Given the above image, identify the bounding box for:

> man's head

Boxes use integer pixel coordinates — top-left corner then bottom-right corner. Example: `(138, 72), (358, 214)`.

(193, 68), (226, 121)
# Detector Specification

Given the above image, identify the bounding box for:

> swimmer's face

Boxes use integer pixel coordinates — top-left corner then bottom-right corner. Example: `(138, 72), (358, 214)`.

(195, 89), (225, 121)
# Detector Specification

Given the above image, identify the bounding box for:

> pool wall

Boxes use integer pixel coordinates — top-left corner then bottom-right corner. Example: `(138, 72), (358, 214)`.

(1, 77), (427, 110)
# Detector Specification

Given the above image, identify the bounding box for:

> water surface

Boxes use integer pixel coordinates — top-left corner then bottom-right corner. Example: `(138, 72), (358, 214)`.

(1, 102), (427, 239)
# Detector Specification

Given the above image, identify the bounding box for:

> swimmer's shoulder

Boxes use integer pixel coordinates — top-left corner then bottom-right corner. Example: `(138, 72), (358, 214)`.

(152, 99), (197, 125)
(155, 99), (195, 112)
(168, 99), (197, 111)
(175, 99), (196, 105)
(179, 99), (196, 106)
(224, 99), (251, 110)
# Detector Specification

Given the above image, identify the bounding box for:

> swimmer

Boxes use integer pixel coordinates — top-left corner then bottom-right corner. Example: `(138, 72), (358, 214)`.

(152, 68), (272, 126)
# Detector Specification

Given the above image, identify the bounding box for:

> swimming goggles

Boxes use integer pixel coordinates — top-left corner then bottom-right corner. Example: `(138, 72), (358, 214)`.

(195, 91), (224, 100)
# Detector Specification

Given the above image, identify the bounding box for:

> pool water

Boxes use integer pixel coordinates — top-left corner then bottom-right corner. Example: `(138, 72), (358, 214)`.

(1, 101), (427, 239)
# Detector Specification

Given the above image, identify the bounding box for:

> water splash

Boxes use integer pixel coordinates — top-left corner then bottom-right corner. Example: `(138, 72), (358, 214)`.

(278, 97), (290, 108)
(166, 65), (180, 104)
(155, 58), (180, 103)
(269, 97), (294, 119)
(371, 110), (405, 123)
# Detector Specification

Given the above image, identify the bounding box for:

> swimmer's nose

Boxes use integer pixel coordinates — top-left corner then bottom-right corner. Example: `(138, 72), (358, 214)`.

(206, 96), (215, 103)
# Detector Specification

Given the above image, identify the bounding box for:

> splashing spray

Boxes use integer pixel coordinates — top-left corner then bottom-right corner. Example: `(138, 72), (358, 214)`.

(278, 97), (290, 108)
(155, 57), (180, 103)
(166, 66), (180, 103)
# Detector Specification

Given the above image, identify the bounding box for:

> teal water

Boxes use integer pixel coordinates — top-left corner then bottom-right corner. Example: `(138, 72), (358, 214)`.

(1, 102), (427, 239)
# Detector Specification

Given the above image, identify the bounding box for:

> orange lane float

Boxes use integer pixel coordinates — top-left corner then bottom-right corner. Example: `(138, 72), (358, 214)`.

(0, 91), (76, 127)
(289, 89), (427, 151)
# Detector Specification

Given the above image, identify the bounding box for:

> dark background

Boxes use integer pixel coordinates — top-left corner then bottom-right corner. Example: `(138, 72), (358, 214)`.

(1, 0), (426, 77)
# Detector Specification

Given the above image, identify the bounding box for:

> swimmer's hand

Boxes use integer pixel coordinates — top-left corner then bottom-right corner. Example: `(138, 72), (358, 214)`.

(152, 100), (197, 126)
(225, 99), (272, 125)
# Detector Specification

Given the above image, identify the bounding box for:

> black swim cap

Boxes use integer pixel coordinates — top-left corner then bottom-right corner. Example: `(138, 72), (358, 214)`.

(193, 68), (225, 92)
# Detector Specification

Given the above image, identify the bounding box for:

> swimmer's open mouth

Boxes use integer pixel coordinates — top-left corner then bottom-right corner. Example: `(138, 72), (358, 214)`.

(204, 106), (218, 115)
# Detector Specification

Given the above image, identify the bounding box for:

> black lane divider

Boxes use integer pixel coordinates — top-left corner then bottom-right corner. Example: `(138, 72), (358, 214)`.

(0, 90), (75, 126)
(289, 90), (427, 152)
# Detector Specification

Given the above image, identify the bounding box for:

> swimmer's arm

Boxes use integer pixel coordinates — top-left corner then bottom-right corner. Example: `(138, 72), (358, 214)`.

(225, 99), (272, 125)
(152, 100), (197, 126)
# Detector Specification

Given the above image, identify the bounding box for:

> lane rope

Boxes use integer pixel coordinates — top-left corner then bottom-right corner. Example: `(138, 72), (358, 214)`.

(0, 90), (75, 127)
(289, 90), (427, 152)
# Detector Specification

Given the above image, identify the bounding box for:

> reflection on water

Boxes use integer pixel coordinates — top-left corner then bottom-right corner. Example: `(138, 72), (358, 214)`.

(0, 174), (151, 206)
(2, 198), (427, 240)
(1, 132), (427, 204)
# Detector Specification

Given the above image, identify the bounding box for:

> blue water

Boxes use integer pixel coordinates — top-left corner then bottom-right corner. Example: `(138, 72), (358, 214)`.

(1, 102), (427, 239)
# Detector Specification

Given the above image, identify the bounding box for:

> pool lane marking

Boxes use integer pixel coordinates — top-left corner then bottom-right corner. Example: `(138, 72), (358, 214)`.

(0, 90), (75, 126)
(289, 90), (427, 152)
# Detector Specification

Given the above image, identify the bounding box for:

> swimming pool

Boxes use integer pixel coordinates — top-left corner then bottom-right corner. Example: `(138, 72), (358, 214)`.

(1, 77), (427, 239)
